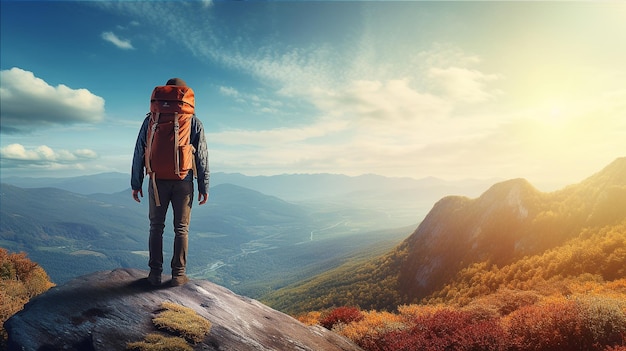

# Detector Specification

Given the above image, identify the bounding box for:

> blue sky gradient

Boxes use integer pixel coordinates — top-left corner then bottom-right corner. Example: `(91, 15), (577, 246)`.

(1, 1), (625, 190)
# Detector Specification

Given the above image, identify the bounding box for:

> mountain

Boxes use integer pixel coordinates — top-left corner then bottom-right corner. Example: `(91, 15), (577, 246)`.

(262, 157), (626, 313)
(0, 185), (146, 245)
(0, 183), (149, 283)
(4, 268), (362, 351)
(1, 172), (130, 195)
(397, 178), (544, 300)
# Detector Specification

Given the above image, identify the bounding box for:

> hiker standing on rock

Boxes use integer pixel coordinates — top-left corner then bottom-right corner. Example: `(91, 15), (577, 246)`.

(130, 78), (210, 287)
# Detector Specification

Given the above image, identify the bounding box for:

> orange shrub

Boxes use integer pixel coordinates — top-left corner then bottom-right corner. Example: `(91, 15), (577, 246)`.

(295, 311), (321, 326)
(576, 296), (626, 348)
(507, 298), (582, 351)
(506, 295), (626, 351)
(396, 304), (445, 322)
(306, 288), (626, 351)
(320, 306), (364, 330)
(1, 248), (54, 345)
(372, 308), (510, 351)
(337, 310), (404, 348)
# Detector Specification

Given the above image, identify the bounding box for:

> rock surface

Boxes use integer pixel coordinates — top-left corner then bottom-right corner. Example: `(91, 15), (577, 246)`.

(5, 268), (362, 351)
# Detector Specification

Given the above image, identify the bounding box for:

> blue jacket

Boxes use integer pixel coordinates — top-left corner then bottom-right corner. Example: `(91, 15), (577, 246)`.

(131, 114), (210, 194)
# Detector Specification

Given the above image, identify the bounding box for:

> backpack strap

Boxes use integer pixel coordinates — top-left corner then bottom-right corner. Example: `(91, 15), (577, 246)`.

(151, 175), (161, 207)
(174, 112), (180, 177)
(145, 112), (159, 175)
(191, 146), (197, 179)
(145, 112), (162, 207)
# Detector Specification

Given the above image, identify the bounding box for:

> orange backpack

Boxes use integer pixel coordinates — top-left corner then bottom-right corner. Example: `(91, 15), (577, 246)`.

(144, 85), (195, 205)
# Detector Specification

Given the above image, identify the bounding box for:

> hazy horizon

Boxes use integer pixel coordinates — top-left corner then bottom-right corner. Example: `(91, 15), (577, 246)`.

(1, 161), (616, 193)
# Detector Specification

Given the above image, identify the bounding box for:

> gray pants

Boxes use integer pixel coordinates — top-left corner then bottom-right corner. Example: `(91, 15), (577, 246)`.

(148, 179), (193, 277)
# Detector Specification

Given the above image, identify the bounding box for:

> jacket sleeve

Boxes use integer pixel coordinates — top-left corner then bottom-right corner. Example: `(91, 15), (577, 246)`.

(130, 116), (150, 191)
(191, 115), (210, 194)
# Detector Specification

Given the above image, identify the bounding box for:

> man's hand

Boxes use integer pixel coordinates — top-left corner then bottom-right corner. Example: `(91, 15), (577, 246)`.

(198, 193), (208, 205)
(132, 189), (143, 203)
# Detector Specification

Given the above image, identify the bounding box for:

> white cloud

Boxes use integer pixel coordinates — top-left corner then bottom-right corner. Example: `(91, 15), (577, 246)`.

(209, 118), (348, 146)
(203, 38), (508, 175)
(219, 86), (240, 97)
(428, 67), (501, 103)
(0, 68), (105, 134)
(0, 143), (98, 168)
(311, 79), (451, 125)
(219, 85), (284, 114)
(101, 31), (134, 50)
(199, 36), (490, 130)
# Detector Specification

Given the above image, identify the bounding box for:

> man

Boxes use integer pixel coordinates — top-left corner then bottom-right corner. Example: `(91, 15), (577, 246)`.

(131, 77), (209, 287)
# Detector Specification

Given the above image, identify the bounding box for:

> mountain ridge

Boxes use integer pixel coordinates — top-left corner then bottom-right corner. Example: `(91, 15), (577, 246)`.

(400, 158), (626, 301)
(262, 157), (626, 313)
(397, 177), (545, 299)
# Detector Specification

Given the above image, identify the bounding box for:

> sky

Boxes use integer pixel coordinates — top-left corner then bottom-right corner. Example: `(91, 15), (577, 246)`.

(1, 1), (625, 191)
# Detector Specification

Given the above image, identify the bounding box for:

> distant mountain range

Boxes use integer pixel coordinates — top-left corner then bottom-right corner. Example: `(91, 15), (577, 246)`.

(1, 171), (498, 232)
(1, 172), (131, 195)
(1, 171), (496, 200)
(262, 157), (626, 313)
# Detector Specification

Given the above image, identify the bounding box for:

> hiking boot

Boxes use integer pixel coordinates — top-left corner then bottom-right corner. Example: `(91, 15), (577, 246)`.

(171, 275), (189, 287)
(148, 270), (162, 286)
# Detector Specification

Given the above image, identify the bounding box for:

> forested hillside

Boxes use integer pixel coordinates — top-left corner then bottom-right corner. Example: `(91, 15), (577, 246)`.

(263, 157), (626, 314)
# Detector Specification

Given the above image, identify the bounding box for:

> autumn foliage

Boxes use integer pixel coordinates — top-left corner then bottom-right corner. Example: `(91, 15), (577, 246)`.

(0, 248), (55, 345)
(300, 280), (626, 351)
(319, 306), (364, 330)
(289, 182), (626, 350)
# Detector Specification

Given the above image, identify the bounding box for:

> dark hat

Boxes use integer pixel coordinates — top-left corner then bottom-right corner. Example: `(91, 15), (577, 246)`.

(166, 78), (187, 86)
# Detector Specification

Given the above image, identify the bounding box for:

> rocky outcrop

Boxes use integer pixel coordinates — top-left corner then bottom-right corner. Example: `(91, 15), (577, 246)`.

(4, 268), (362, 351)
